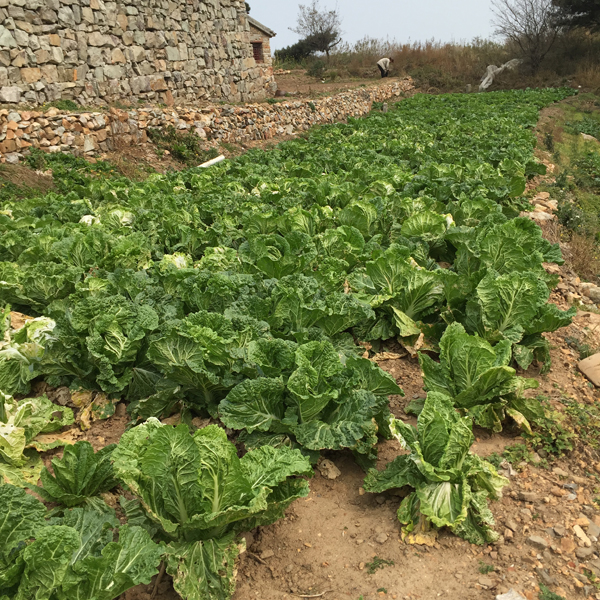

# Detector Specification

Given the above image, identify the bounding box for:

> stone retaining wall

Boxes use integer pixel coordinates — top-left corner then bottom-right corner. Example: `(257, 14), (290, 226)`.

(0, 78), (414, 163)
(0, 0), (275, 106)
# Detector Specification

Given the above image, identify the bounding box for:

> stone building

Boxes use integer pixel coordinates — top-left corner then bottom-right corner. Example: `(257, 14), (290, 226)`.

(0, 0), (277, 106)
(247, 16), (274, 67)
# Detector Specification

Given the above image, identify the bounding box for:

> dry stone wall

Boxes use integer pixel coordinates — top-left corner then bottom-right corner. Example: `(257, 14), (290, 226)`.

(0, 0), (275, 106)
(0, 78), (414, 162)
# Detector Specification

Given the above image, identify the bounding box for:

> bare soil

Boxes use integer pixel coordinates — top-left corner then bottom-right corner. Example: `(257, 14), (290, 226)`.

(0, 162), (54, 195)
(273, 70), (389, 99)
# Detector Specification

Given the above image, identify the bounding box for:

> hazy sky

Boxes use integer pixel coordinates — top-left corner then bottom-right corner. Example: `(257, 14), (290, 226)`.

(249, 0), (497, 51)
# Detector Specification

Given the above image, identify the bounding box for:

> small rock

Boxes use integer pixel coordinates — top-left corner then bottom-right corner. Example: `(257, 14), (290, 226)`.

(561, 536), (577, 554)
(582, 133), (599, 143)
(358, 561), (365, 570)
(525, 211), (555, 222)
(551, 486), (566, 497)
(505, 518), (519, 532)
(318, 459), (341, 480)
(576, 515), (590, 527)
(530, 452), (543, 464)
(261, 549), (274, 560)
(499, 460), (517, 478)
(574, 524), (592, 547)
(478, 575), (497, 588)
(573, 571), (589, 584)
(576, 547), (595, 559)
(4, 153), (20, 164)
(554, 525), (566, 537)
(579, 353), (600, 387)
(375, 496), (386, 505)
(526, 535), (548, 550)
(374, 532), (388, 544)
(535, 567), (556, 586)
(518, 492), (539, 503)
(285, 564), (294, 573)
(566, 493), (577, 501)
(552, 467), (569, 478)
(588, 521), (600, 539)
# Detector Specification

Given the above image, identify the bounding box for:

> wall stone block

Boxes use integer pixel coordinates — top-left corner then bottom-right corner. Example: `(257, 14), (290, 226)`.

(21, 66), (41, 82)
(57, 6), (75, 26)
(0, 26), (17, 48)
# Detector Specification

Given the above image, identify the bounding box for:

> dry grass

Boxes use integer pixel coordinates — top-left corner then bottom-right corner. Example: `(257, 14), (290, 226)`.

(573, 64), (600, 92)
(540, 219), (562, 245)
(279, 31), (600, 93)
(567, 233), (600, 283)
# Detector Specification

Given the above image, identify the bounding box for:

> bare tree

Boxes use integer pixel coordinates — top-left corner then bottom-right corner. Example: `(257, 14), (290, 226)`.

(491, 0), (560, 73)
(290, 1), (342, 59)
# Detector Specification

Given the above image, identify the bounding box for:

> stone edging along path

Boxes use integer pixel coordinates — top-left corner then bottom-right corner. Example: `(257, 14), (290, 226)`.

(0, 78), (414, 164)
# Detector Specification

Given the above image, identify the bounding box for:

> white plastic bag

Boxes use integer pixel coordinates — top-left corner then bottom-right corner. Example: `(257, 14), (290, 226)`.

(479, 59), (521, 91)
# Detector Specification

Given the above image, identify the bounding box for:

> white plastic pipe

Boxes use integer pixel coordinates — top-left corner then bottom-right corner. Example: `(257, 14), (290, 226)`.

(199, 154), (226, 168)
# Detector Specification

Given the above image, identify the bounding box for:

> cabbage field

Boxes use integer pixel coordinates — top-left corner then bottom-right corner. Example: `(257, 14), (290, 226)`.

(0, 87), (579, 600)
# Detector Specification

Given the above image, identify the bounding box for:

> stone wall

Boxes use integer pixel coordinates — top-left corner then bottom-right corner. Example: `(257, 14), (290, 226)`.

(0, 0), (276, 106)
(0, 78), (414, 162)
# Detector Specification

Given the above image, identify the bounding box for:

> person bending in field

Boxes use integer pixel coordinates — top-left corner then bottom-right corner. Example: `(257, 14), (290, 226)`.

(377, 57), (393, 78)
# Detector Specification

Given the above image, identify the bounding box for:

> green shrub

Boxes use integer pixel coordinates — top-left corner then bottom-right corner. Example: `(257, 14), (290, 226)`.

(45, 99), (80, 112)
(147, 125), (218, 166)
(307, 60), (327, 79)
(574, 151), (600, 190)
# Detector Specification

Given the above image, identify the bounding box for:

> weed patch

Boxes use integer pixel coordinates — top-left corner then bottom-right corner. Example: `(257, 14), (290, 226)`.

(566, 115), (600, 139)
(539, 584), (566, 600)
(44, 99), (80, 112)
(147, 125), (219, 166)
(478, 561), (495, 574)
(365, 557), (395, 575)
(24, 149), (118, 193)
